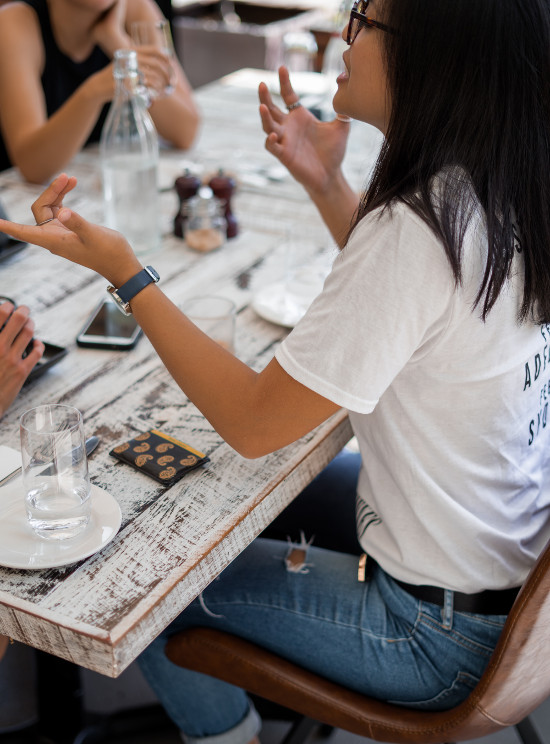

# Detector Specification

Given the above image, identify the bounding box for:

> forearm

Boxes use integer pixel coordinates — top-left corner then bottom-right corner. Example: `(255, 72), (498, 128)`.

(129, 286), (271, 455)
(12, 85), (107, 184)
(127, 285), (333, 457)
(306, 169), (360, 248)
(149, 92), (200, 150)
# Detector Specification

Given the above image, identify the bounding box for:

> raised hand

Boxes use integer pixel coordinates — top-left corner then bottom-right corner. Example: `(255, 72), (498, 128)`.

(258, 67), (350, 197)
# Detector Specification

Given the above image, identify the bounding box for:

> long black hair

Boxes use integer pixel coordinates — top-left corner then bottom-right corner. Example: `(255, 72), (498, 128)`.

(351, 0), (550, 323)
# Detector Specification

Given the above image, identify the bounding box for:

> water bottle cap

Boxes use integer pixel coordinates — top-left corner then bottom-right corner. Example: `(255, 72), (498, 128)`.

(113, 49), (139, 78)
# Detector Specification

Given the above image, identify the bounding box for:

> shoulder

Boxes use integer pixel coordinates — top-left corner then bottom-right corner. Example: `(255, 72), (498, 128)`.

(0, 2), (42, 42)
(125, 0), (164, 25)
(0, 1), (41, 28)
(347, 178), (486, 274)
(344, 201), (450, 274)
(0, 3), (43, 66)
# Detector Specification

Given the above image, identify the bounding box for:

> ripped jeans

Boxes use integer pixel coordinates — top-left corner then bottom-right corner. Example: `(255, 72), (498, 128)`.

(137, 450), (507, 744)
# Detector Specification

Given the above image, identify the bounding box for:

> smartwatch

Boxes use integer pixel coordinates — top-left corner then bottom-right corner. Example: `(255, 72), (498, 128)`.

(107, 265), (160, 316)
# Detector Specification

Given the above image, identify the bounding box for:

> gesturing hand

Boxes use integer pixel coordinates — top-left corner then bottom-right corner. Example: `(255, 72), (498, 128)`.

(0, 174), (142, 289)
(258, 66), (351, 196)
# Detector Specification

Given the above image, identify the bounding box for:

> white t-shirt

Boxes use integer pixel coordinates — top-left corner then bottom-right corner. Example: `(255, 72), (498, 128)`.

(276, 200), (550, 592)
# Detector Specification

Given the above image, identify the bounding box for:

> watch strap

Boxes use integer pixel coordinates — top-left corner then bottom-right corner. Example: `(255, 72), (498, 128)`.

(117, 266), (159, 303)
(107, 266), (159, 315)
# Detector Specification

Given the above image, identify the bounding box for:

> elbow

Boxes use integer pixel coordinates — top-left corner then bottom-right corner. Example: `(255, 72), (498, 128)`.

(232, 442), (272, 460)
(18, 168), (50, 185)
(180, 120), (200, 151)
(172, 108), (201, 151)
(12, 154), (55, 185)
(223, 430), (280, 460)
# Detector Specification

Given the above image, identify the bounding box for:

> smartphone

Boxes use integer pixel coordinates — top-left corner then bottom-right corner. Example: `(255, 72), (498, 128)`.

(77, 299), (142, 350)
(24, 342), (68, 385)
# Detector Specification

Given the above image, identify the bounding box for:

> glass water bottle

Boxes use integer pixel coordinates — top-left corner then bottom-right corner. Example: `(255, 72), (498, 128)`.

(100, 49), (160, 256)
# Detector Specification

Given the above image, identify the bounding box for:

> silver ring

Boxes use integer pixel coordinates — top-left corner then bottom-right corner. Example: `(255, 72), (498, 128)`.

(35, 217), (55, 226)
(286, 101), (302, 112)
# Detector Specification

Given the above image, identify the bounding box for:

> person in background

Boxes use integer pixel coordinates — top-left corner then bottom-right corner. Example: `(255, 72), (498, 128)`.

(0, 299), (43, 418)
(0, 0), (199, 183)
(0, 303), (45, 742)
(1, 1), (550, 743)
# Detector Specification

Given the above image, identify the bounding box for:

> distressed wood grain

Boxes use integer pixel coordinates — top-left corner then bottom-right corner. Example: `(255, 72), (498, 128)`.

(0, 69), (379, 677)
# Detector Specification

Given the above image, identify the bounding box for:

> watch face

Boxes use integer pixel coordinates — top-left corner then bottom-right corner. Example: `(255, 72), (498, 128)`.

(145, 266), (160, 281)
(107, 286), (132, 316)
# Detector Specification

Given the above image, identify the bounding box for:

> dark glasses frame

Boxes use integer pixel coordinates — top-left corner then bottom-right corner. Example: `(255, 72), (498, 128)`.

(346, 0), (394, 45)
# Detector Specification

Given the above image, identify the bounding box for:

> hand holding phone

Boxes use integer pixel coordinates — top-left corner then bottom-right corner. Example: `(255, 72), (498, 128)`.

(0, 296), (34, 358)
(0, 297), (69, 387)
(77, 299), (142, 350)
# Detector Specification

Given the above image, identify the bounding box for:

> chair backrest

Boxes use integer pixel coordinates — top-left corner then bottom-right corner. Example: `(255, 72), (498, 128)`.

(166, 536), (550, 743)
(461, 533), (550, 726)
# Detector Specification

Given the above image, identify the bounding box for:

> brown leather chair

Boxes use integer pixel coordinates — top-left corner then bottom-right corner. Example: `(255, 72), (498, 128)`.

(165, 537), (550, 744)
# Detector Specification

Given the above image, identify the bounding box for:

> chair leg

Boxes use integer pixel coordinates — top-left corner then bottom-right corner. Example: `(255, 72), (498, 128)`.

(280, 716), (321, 744)
(515, 716), (544, 744)
(318, 724), (334, 739)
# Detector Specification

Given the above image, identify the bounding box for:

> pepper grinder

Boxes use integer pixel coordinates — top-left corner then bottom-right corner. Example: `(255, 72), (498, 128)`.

(208, 169), (238, 239)
(174, 169), (201, 238)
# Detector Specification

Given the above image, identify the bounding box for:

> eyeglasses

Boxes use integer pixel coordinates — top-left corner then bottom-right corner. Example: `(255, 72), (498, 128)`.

(346, 0), (394, 45)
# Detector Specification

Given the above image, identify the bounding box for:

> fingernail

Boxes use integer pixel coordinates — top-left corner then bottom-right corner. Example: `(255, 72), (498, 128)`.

(58, 208), (70, 221)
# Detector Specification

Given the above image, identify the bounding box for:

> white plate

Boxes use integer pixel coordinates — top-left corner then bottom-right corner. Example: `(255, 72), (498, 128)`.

(252, 281), (310, 328)
(0, 481), (122, 570)
(252, 265), (329, 328)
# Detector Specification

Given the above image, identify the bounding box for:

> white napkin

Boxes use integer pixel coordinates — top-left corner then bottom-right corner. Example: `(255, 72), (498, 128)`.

(0, 445), (22, 485)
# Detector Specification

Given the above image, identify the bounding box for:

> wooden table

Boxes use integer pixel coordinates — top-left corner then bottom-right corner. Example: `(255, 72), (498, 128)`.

(0, 69), (380, 679)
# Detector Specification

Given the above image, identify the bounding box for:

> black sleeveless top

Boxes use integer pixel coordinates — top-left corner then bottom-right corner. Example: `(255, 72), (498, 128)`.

(0, 0), (110, 172)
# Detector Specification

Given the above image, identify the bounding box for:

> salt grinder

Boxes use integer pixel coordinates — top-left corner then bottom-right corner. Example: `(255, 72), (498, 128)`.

(174, 169), (201, 238)
(208, 170), (238, 238)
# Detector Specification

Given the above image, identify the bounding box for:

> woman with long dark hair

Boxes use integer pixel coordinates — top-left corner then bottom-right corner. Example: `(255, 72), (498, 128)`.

(1, 1), (549, 742)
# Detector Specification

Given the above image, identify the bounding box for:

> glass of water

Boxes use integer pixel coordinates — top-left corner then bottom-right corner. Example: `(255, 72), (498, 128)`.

(20, 404), (91, 541)
(130, 19), (176, 99)
(182, 296), (236, 353)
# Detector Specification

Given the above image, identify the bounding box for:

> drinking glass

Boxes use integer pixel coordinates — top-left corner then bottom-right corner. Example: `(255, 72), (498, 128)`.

(182, 296), (236, 353)
(130, 19), (176, 99)
(20, 404), (91, 541)
(282, 31), (318, 72)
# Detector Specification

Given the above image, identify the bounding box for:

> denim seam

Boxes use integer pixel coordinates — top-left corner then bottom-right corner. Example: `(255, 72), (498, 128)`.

(417, 613), (494, 657)
(386, 670), (480, 708)
(453, 611), (507, 627)
(419, 608), (498, 644)
(201, 599), (418, 642)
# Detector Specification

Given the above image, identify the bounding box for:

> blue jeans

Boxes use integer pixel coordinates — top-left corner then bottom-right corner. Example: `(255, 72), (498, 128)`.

(138, 451), (507, 744)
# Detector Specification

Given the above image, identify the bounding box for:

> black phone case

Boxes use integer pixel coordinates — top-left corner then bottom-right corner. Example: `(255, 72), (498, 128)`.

(76, 329), (142, 351)
(24, 342), (68, 385)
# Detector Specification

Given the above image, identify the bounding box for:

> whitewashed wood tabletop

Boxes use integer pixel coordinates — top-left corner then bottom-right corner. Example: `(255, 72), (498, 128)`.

(0, 69), (380, 677)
